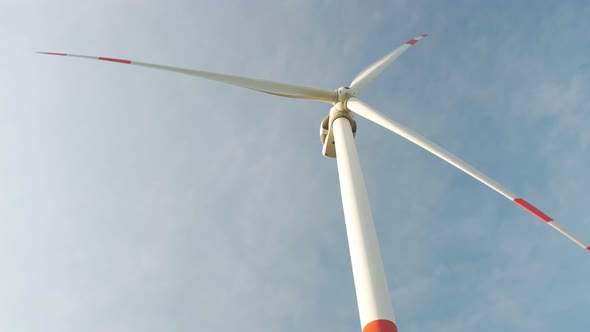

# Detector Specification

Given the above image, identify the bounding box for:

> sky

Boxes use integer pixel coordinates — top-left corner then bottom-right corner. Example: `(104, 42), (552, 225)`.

(1, 1), (589, 331)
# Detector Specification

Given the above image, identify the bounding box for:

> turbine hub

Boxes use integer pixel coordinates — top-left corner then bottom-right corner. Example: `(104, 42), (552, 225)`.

(337, 86), (356, 103)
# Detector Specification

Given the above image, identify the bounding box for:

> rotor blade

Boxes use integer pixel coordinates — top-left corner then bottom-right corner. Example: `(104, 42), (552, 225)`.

(37, 52), (337, 104)
(346, 97), (589, 252)
(349, 34), (427, 95)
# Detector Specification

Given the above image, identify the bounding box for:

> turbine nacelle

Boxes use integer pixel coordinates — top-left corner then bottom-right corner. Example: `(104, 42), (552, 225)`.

(320, 102), (356, 158)
(320, 88), (357, 158)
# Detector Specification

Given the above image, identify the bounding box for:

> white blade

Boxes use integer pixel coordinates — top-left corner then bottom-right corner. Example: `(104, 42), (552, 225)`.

(349, 34), (427, 95)
(37, 52), (337, 104)
(346, 97), (590, 252)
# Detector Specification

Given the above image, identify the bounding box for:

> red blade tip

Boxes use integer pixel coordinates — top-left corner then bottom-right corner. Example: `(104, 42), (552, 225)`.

(37, 52), (67, 56)
(406, 34), (428, 45)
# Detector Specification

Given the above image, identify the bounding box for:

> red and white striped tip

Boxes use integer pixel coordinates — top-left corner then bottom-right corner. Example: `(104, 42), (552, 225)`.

(349, 34), (427, 96)
(346, 97), (590, 252)
(36, 52), (337, 104)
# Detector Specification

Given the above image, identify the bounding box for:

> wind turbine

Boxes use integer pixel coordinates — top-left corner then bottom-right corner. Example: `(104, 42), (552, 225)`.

(39, 34), (588, 332)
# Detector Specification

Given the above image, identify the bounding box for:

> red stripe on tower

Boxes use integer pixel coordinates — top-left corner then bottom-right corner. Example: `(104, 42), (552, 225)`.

(586, 247), (590, 251)
(98, 57), (131, 64)
(363, 320), (398, 332)
(514, 198), (553, 222)
(406, 39), (418, 45)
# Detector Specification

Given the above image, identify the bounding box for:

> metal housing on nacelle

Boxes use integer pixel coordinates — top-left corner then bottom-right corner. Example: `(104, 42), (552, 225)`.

(320, 112), (356, 158)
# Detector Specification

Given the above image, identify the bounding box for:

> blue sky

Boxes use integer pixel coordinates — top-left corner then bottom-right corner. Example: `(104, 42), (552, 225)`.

(1, 1), (589, 331)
